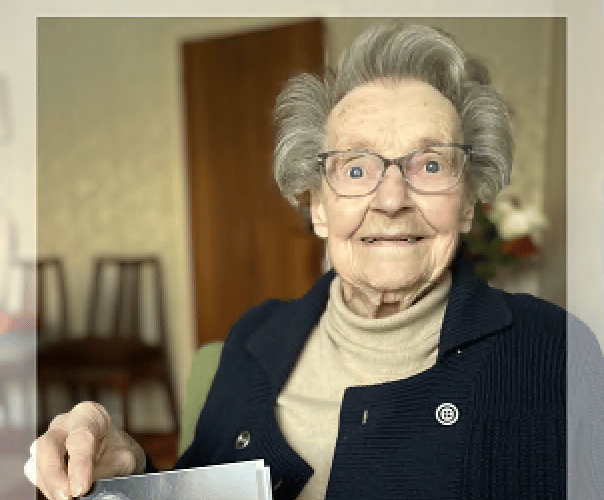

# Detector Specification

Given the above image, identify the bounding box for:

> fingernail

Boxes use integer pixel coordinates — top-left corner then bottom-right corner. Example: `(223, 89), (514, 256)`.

(55, 489), (69, 500)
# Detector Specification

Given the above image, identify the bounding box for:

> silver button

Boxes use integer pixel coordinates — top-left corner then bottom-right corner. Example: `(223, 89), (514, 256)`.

(435, 403), (459, 426)
(235, 430), (251, 449)
(362, 409), (369, 425)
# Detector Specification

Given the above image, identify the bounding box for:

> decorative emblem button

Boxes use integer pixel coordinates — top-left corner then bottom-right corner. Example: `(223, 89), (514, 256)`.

(435, 403), (459, 426)
(235, 430), (251, 449)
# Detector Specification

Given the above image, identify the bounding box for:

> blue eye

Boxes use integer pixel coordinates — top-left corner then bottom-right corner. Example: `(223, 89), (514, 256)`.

(424, 161), (441, 173)
(348, 165), (365, 178)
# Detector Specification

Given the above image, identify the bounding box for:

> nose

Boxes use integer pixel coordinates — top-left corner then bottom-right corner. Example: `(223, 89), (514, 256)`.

(369, 164), (413, 214)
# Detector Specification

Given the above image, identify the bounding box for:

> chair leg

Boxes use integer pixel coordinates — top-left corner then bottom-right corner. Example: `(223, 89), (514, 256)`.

(67, 382), (79, 408)
(121, 385), (131, 434)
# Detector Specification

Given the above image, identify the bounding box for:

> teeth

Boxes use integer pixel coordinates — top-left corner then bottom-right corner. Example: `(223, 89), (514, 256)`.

(362, 237), (421, 243)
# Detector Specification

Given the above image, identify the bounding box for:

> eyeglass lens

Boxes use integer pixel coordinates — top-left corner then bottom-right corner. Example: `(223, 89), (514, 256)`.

(324, 146), (464, 196)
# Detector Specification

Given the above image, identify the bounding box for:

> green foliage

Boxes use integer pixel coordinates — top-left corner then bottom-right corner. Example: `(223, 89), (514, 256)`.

(462, 203), (517, 282)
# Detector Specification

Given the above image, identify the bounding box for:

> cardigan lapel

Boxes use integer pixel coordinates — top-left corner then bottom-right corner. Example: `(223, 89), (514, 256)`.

(437, 248), (512, 360)
(245, 269), (336, 391)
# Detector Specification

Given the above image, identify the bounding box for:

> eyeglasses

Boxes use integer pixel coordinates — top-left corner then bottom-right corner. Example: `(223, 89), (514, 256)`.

(317, 144), (472, 197)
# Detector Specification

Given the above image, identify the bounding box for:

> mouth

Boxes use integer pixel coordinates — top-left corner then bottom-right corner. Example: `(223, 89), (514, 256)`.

(360, 236), (424, 244)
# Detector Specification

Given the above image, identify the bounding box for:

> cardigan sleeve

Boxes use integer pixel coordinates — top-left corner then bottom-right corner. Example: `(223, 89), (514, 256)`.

(567, 316), (604, 499)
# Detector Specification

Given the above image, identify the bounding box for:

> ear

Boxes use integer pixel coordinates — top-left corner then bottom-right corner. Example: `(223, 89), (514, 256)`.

(459, 195), (476, 234)
(310, 189), (328, 239)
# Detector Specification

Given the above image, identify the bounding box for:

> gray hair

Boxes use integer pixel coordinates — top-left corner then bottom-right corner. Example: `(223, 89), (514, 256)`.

(273, 24), (513, 210)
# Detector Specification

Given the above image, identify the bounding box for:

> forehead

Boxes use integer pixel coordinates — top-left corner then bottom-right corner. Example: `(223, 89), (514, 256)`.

(326, 79), (461, 151)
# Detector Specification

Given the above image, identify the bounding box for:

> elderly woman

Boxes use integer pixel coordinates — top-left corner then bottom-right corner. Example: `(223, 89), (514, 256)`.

(27, 23), (601, 500)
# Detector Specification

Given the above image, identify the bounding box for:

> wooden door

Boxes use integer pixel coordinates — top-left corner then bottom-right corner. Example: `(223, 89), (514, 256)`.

(182, 20), (325, 347)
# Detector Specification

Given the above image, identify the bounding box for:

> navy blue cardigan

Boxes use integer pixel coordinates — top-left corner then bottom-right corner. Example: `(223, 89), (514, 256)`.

(172, 251), (602, 499)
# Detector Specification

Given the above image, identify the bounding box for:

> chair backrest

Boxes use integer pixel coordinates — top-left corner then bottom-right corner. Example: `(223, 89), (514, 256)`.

(179, 340), (224, 454)
(86, 256), (167, 346)
(36, 257), (69, 340)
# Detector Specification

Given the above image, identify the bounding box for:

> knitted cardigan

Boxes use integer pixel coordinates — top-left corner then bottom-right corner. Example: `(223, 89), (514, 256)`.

(170, 250), (601, 499)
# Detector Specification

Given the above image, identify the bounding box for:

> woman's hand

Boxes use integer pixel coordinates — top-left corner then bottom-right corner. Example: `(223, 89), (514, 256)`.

(24, 401), (146, 500)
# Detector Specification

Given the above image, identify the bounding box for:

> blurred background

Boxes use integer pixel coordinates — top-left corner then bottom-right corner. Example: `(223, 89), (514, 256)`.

(3, 16), (567, 481)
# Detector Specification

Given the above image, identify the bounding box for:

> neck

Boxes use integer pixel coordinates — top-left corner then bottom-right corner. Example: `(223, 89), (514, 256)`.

(340, 274), (447, 319)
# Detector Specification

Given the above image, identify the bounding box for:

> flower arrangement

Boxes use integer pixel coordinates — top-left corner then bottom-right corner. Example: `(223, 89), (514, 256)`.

(463, 193), (548, 282)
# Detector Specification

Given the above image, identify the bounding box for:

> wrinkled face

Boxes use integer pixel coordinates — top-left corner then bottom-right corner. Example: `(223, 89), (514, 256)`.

(311, 79), (475, 308)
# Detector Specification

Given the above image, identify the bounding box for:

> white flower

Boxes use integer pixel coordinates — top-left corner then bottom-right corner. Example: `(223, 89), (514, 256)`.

(487, 194), (548, 243)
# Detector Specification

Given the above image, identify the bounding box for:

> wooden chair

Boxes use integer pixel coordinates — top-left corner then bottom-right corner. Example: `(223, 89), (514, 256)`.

(37, 256), (179, 436)
(35, 257), (69, 429)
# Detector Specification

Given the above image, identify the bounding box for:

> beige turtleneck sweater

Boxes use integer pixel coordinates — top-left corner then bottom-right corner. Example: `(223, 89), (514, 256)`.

(274, 272), (452, 500)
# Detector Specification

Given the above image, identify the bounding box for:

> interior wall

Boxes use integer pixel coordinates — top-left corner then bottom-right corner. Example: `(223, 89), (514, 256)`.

(37, 17), (559, 428)
(539, 18), (566, 308)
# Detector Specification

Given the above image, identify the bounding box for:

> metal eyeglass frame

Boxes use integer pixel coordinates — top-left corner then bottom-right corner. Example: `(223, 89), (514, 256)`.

(317, 143), (473, 197)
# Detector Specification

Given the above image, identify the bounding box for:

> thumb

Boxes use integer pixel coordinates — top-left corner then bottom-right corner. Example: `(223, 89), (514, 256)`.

(94, 448), (139, 481)
(93, 427), (147, 478)
(61, 402), (111, 497)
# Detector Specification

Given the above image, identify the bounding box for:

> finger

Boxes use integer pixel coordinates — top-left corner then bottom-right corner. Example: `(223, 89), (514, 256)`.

(65, 427), (97, 498)
(25, 442), (60, 499)
(106, 427), (147, 474)
(34, 459), (68, 500)
(33, 402), (110, 500)
(35, 432), (71, 500)
(61, 402), (110, 438)
(55, 402), (111, 497)
(24, 455), (37, 485)
(94, 448), (137, 480)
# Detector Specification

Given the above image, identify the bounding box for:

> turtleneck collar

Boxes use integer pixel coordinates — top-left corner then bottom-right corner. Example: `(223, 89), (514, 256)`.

(319, 271), (452, 383)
